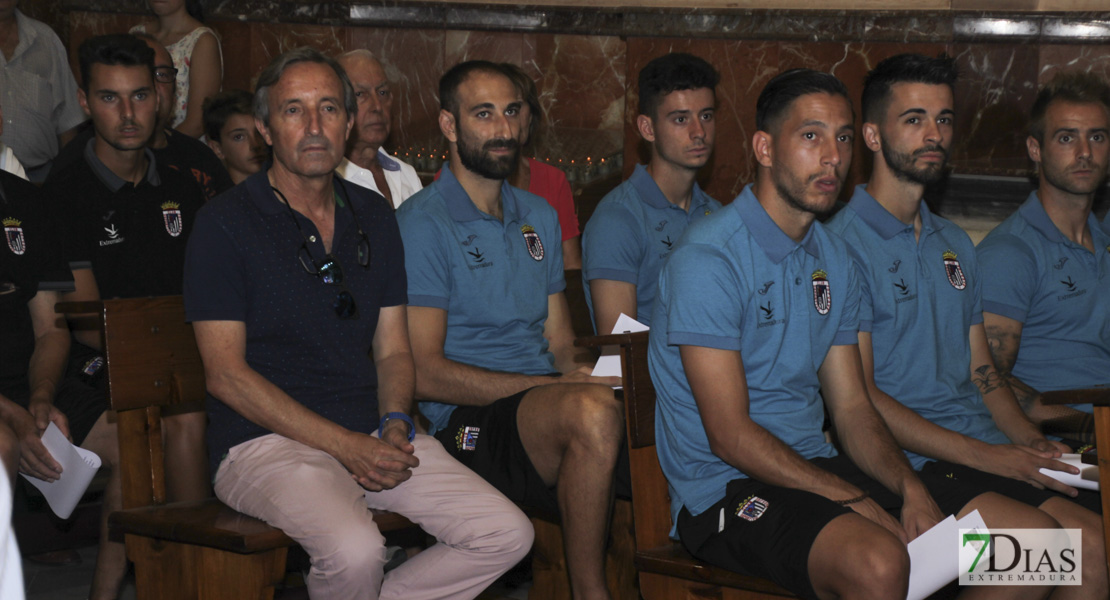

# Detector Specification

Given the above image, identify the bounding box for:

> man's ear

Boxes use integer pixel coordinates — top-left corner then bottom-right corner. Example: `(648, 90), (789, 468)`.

(636, 114), (656, 143)
(207, 139), (225, 160)
(862, 122), (882, 153)
(78, 88), (91, 118)
(255, 117), (274, 148)
(752, 130), (773, 169)
(1026, 135), (1042, 165)
(439, 109), (458, 143)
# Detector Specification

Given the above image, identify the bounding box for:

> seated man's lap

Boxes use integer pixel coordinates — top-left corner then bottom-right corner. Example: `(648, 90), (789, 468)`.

(433, 388), (560, 517)
(919, 459), (1095, 513)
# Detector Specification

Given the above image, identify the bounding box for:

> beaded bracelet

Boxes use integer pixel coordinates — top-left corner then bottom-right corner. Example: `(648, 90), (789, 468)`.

(833, 491), (870, 505)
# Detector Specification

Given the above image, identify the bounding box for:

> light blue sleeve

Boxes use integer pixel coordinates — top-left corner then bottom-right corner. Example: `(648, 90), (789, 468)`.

(581, 199), (644, 285)
(976, 234), (1037, 322)
(832, 251), (861, 346)
(396, 206), (452, 310)
(662, 243), (744, 352)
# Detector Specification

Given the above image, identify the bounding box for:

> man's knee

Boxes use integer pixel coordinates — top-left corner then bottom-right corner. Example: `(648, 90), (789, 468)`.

(313, 525), (388, 582)
(163, 410), (206, 436)
(566, 384), (623, 447)
(82, 413), (118, 469)
(811, 518), (909, 599)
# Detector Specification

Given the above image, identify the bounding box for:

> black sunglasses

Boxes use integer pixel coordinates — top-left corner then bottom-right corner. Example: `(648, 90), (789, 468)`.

(273, 183), (370, 319)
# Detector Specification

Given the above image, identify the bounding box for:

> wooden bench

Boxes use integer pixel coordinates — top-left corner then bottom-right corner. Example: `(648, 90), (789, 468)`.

(579, 331), (794, 599)
(59, 296), (414, 600)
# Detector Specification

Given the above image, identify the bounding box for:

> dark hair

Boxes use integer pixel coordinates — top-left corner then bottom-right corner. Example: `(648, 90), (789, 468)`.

(203, 89), (254, 141)
(861, 53), (957, 124)
(1028, 71), (1110, 143)
(439, 60), (510, 115)
(638, 53), (719, 118)
(253, 47), (357, 127)
(78, 34), (155, 92)
(755, 68), (852, 133)
(500, 63), (541, 146)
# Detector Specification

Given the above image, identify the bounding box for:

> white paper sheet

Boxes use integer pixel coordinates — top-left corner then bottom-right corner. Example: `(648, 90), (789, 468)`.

(590, 313), (650, 387)
(1039, 454), (1099, 491)
(906, 509), (988, 600)
(20, 423), (102, 519)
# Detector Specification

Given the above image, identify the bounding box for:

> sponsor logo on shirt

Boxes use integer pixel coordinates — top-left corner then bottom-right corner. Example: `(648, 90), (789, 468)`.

(757, 300), (785, 328)
(888, 259), (902, 273)
(100, 223), (125, 246)
(893, 278), (916, 304)
(3, 217), (25, 255)
(757, 281), (774, 295)
(1057, 274), (1087, 301)
(1053, 257), (1068, 270)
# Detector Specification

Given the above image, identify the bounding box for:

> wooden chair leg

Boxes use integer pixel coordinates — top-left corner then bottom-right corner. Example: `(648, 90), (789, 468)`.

(529, 499), (638, 600)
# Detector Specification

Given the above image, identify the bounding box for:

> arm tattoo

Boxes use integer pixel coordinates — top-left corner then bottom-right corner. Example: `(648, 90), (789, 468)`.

(984, 323), (1041, 412)
(971, 364), (1004, 396)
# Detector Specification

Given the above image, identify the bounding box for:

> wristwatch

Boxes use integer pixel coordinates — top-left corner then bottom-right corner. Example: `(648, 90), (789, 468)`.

(379, 412), (416, 442)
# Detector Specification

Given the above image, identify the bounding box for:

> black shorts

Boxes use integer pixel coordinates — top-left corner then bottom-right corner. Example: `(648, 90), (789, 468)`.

(676, 455), (1021, 599)
(920, 459), (1058, 509)
(13, 376), (108, 447)
(433, 388), (560, 517)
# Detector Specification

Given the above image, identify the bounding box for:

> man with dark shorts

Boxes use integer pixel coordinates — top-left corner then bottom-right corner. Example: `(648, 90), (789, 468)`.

(396, 60), (623, 600)
(582, 52), (721, 333)
(826, 53), (1106, 598)
(649, 68), (1066, 600)
(184, 48), (532, 599)
(0, 167), (121, 599)
(978, 72), (1110, 447)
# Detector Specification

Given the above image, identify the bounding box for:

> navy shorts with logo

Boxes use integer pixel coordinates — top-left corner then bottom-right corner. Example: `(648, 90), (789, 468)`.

(433, 388), (560, 518)
(676, 454), (1015, 599)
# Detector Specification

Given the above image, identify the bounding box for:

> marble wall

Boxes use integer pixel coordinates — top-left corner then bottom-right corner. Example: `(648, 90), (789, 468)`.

(55, 3), (1110, 207)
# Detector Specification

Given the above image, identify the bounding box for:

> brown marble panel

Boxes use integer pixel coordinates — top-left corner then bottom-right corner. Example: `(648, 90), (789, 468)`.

(951, 43), (1040, 176)
(1038, 44), (1110, 86)
(532, 34), (626, 133)
(444, 29), (527, 67)
(250, 22), (347, 84)
(346, 27), (446, 153)
(209, 21), (254, 93)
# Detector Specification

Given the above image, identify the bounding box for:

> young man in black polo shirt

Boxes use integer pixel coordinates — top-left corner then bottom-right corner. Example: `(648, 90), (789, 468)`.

(0, 167), (122, 599)
(44, 34), (210, 504)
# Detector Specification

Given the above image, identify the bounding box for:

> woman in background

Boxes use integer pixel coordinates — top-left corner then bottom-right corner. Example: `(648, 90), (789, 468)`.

(131, 0), (222, 138)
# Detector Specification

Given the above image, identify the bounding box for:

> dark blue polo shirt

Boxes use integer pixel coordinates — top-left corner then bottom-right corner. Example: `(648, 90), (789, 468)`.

(183, 171), (406, 474)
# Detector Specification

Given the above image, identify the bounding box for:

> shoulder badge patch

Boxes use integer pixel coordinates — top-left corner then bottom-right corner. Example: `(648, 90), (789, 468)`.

(737, 495), (769, 522)
(942, 250), (966, 290)
(161, 202), (183, 237)
(521, 224), (544, 261)
(812, 269), (831, 315)
(3, 217), (25, 255)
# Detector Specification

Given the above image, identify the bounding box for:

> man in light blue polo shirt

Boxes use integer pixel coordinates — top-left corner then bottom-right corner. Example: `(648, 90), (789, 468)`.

(650, 68), (953, 600)
(581, 53), (721, 332)
(827, 54), (1106, 596)
(978, 71), (1110, 445)
(397, 60), (624, 600)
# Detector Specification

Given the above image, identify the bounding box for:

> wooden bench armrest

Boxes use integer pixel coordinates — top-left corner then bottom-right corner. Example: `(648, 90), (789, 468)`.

(55, 300), (105, 315)
(575, 331), (649, 348)
(1041, 387), (1110, 406)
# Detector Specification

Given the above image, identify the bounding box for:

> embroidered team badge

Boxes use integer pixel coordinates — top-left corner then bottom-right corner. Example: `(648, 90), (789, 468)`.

(811, 269), (831, 315)
(521, 224), (544, 261)
(456, 426), (480, 451)
(737, 495), (769, 522)
(942, 250), (967, 290)
(161, 202), (183, 237)
(3, 217), (25, 255)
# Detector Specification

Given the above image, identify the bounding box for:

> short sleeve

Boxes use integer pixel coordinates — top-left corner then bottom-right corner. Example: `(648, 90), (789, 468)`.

(832, 253), (861, 346)
(43, 177), (94, 271)
(547, 215), (566, 295)
(378, 211), (408, 308)
(183, 206), (247, 322)
(660, 243), (744, 351)
(551, 175), (579, 240)
(395, 208), (452, 310)
(581, 201), (644, 286)
(976, 234), (1037, 322)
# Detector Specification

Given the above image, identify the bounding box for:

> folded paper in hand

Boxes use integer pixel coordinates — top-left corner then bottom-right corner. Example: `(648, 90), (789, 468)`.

(1039, 454), (1099, 491)
(20, 423), (102, 519)
(906, 509), (988, 600)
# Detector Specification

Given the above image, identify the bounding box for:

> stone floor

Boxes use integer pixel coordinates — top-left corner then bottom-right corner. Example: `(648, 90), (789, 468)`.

(22, 543), (530, 600)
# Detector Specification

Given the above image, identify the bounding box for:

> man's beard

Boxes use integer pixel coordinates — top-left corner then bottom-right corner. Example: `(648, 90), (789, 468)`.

(883, 143), (948, 185)
(457, 132), (519, 180)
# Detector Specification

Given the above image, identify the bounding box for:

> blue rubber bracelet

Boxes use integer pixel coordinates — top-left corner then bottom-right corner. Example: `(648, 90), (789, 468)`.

(380, 412), (416, 442)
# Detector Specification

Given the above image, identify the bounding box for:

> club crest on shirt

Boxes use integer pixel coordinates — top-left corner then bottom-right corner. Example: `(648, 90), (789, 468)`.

(521, 224), (544, 261)
(456, 426), (480, 451)
(161, 202), (183, 237)
(942, 250), (966, 290)
(3, 217), (24, 255)
(737, 495), (769, 522)
(811, 269), (831, 315)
